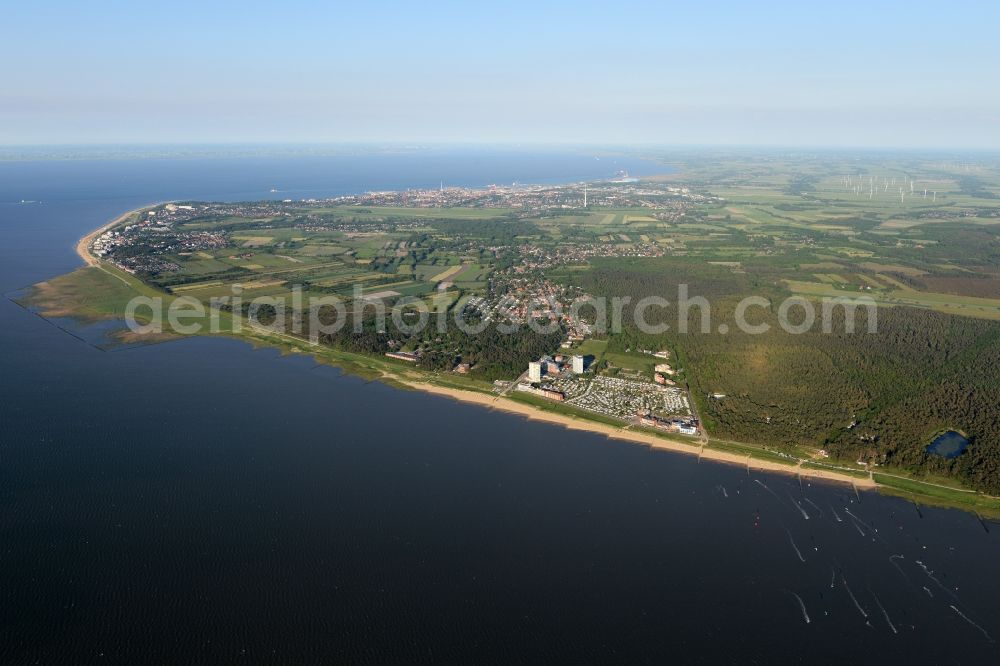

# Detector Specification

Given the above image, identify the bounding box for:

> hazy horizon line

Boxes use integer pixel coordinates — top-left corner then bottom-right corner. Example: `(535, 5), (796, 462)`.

(2, 142), (999, 156)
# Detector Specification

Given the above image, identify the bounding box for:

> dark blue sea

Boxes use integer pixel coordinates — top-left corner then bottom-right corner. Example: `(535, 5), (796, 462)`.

(1, 149), (998, 663)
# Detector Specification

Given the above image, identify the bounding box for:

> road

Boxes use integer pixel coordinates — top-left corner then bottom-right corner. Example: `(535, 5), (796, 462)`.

(496, 370), (528, 398)
(684, 381), (709, 445)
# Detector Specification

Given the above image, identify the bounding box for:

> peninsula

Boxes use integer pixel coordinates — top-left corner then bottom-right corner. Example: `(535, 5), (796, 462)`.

(21, 153), (1000, 516)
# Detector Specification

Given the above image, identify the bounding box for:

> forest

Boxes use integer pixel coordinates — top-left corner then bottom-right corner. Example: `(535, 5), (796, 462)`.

(238, 300), (564, 384)
(563, 257), (1000, 493)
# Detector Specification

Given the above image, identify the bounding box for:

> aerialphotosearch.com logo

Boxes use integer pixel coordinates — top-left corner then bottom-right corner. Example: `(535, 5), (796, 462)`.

(123, 283), (878, 342)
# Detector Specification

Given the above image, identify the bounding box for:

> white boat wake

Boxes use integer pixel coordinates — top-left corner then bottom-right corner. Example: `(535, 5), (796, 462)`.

(843, 576), (868, 619)
(787, 492), (810, 520)
(803, 497), (824, 517)
(786, 590), (811, 624)
(950, 605), (994, 642)
(786, 529), (806, 562)
(754, 479), (781, 502)
(871, 591), (898, 634)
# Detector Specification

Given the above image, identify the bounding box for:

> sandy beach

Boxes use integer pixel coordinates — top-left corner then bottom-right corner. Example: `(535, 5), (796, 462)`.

(401, 379), (878, 489)
(75, 204), (164, 266)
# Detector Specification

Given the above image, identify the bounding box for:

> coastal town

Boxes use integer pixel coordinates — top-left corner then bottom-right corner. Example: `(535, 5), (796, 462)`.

(503, 350), (700, 436)
(87, 190), (704, 437)
(86, 178), (708, 279)
(323, 175), (720, 213)
(83, 180), (708, 415)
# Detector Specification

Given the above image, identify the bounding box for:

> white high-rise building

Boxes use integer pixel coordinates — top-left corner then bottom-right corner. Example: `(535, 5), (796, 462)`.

(528, 361), (542, 382)
(572, 355), (585, 374)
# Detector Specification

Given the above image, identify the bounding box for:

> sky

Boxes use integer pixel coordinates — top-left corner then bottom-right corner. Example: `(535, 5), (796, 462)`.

(2, 0), (999, 148)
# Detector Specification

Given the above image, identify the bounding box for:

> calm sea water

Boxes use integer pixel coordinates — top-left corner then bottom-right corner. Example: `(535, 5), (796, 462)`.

(1, 150), (998, 663)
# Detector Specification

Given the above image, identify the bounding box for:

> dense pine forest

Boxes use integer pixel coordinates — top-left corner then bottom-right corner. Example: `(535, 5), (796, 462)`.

(565, 257), (1000, 493)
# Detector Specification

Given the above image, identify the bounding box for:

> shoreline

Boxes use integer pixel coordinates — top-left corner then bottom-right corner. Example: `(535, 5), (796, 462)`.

(75, 203), (169, 267)
(399, 379), (878, 489)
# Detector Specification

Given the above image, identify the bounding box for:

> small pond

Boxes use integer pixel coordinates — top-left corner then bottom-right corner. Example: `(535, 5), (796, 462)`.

(926, 430), (969, 459)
